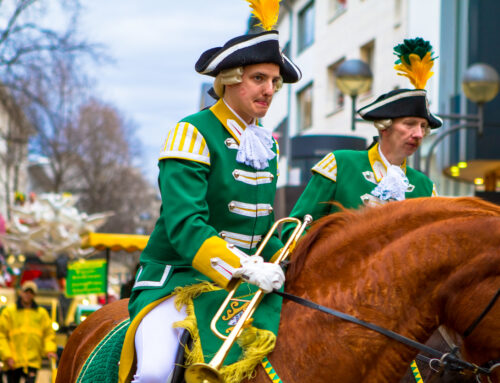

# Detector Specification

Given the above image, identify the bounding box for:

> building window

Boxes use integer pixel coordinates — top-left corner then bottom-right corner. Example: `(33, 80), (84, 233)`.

(282, 41), (290, 58)
(298, 1), (315, 53)
(328, 0), (347, 20)
(360, 40), (375, 94)
(327, 58), (345, 113)
(394, 0), (402, 28)
(297, 83), (313, 132)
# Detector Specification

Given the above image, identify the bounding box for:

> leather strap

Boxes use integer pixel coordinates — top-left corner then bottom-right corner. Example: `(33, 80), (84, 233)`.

(463, 288), (500, 338)
(273, 290), (490, 375)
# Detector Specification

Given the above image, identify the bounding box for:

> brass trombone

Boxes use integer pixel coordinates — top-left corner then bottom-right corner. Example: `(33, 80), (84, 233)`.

(185, 215), (313, 383)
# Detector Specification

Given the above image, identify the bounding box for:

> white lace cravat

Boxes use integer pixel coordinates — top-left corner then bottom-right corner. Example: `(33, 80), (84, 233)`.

(236, 123), (276, 170)
(371, 146), (409, 201)
(371, 165), (409, 201)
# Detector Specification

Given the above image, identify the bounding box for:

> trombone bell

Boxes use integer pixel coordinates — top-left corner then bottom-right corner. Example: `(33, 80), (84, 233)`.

(184, 363), (223, 383)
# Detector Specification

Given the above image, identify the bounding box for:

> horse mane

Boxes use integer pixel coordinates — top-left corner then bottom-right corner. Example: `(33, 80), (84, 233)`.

(286, 197), (500, 285)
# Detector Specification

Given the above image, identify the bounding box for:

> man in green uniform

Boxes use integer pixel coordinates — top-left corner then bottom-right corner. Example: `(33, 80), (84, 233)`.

(118, 26), (302, 383)
(282, 37), (442, 242)
(282, 88), (442, 242)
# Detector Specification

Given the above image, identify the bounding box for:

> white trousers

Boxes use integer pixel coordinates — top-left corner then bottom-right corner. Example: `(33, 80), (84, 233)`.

(132, 297), (187, 383)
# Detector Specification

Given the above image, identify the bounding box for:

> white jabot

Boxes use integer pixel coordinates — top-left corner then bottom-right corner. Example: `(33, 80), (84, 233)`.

(371, 145), (410, 201)
(223, 100), (276, 170)
(236, 123), (276, 170)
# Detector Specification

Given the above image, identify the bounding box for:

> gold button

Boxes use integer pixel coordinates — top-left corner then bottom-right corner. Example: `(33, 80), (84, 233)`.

(228, 202), (235, 210)
(219, 232), (226, 239)
(268, 206), (273, 213)
(270, 174), (274, 180)
(233, 170), (240, 178)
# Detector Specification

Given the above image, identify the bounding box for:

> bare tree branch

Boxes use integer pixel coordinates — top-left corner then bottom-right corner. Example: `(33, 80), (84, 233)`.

(0, 0), (37, 47)
(0, 0), (154, 233)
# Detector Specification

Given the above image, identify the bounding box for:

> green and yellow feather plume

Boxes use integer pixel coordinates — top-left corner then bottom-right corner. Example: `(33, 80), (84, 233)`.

(393, 37), (437, 89)
(246, 0), (281, 31)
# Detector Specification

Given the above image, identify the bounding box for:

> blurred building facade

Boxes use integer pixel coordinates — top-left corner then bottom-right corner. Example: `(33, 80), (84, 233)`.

(436, 0), (500, 203)
(0, 88), (33, 220)
(245, 0), (500, 216)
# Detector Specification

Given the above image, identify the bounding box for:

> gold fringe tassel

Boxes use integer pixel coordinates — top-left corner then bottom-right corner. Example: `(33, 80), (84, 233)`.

(173, 282), (276, 383)
(173, 281), (220, 366)
(223, 326), (276, 383)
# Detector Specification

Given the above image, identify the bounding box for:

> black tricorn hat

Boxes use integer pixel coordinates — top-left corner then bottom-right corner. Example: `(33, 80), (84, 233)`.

(357, 88), (442, 128)
(195, 30), (301, 83)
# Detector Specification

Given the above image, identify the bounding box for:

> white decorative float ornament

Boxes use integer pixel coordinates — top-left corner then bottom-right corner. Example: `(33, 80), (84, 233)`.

(0, 193), (113, 262)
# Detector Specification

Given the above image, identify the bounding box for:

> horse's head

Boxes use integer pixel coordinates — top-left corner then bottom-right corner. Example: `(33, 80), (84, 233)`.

(452, 288), (500, 382)
(433, 235), (500, 382)
(283, 197), (500, 382)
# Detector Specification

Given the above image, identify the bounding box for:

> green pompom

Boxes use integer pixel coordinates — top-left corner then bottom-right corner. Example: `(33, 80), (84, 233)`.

(393, 37), (436, 64)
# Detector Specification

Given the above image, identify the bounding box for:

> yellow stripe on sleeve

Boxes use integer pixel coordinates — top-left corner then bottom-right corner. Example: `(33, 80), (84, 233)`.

(159, 122), (210, 165)
(322, 156), (336, 169)
(198, 139), (206, 155)
(189, 128), (198, 153)
(312, 153), (337, 182)
(169, 123), (181, 151)
(163, 129), (172, 151)
(178, 122), (189, 151)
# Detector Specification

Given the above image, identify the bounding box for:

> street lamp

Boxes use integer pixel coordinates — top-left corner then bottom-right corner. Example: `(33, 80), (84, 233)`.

(424, 63), (500, 177)
(335, 59), (373, 131)
(462, 63), (500, 105)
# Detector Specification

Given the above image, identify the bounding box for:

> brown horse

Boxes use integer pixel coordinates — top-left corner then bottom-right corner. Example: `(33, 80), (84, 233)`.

(57, 197), (500, 383)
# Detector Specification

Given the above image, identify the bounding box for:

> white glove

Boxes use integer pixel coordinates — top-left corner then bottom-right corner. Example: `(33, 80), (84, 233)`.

(233, 255), (285, 293)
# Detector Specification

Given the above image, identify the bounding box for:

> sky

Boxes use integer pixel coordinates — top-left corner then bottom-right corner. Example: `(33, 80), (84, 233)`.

(79, 1), (252, 183)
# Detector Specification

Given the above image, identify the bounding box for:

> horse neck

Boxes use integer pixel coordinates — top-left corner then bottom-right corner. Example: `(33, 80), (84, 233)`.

(286, 198), (500, 355)
(288, 198), (499, 283)
(265, 199), (500, 382)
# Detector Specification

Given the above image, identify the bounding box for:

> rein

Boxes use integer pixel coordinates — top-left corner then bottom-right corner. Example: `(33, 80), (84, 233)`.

(463, 288), (500, 338)
(273, 290), (494, 377)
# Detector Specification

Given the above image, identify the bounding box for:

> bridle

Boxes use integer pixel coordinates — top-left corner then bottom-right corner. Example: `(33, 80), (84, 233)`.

(461, 287), (500, 382)
(273, 287), (500, 380)
(463, 288), (500, 338)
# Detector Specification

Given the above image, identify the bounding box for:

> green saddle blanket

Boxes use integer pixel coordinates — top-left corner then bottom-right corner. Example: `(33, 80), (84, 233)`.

(76, 318), (130, 383)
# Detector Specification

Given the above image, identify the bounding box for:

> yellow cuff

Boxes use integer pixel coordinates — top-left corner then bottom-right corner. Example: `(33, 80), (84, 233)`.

(192, 236), (246, 289)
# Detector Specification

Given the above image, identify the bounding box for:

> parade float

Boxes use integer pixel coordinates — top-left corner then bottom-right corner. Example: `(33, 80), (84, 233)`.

(0, 192), (114, 331)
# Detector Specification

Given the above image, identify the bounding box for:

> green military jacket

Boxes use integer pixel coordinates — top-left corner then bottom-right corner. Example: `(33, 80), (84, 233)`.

(282, 143), (437, 241)
(129, 99), (283, 319)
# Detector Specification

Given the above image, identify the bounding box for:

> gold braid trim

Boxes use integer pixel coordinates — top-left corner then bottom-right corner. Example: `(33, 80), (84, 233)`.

(172, 281), (277, 383)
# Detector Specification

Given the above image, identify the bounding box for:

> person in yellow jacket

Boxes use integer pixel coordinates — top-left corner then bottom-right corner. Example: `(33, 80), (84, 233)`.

(0, 280), (57, 383)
